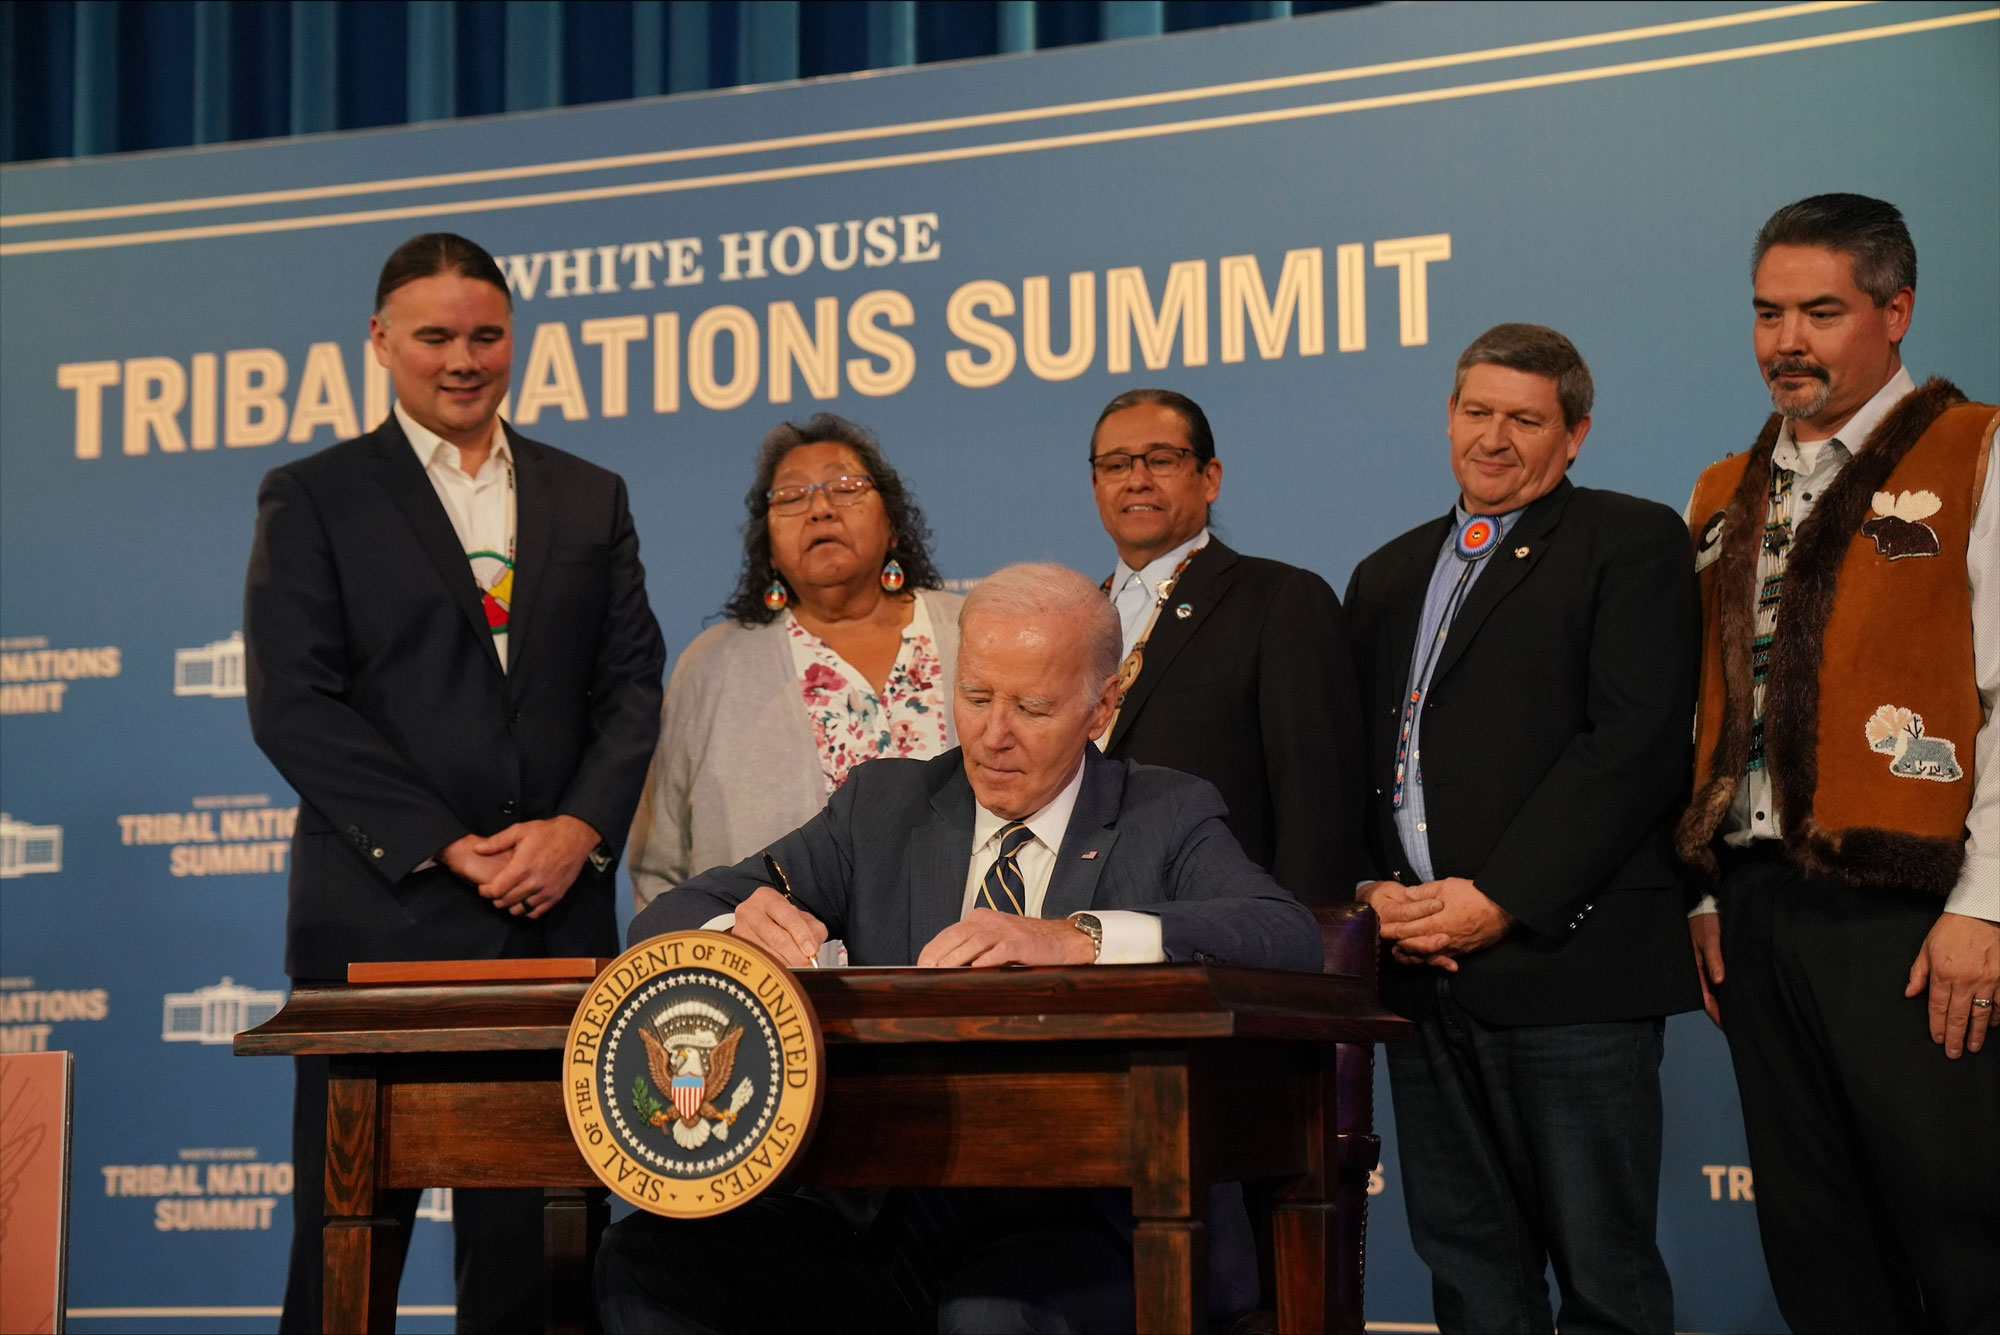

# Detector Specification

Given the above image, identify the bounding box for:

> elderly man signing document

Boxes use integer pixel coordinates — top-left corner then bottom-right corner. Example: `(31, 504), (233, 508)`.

(597, 562), (1321, 1335)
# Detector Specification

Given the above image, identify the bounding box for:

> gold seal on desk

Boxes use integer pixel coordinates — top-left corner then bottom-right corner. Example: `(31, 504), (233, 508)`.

(564, 931), (825, 1218)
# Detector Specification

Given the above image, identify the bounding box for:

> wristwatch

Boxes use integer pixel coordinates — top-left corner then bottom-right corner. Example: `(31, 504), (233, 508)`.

(1068, 912), (1104, 962)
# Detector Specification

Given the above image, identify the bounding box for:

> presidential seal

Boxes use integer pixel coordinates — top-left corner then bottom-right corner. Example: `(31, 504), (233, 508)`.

(565, 932), (824, 1218)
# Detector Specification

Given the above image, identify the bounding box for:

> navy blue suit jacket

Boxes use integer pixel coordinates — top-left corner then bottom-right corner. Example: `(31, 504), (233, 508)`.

(245, 415), (665, 978)
(630, 745), (1322, 972)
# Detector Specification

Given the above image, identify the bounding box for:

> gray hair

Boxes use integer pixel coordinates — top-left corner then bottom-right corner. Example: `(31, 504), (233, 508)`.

(1451, 323), (1594, 431)
(960, 564), (1122, 694)
(1752, 193), (1917, 307)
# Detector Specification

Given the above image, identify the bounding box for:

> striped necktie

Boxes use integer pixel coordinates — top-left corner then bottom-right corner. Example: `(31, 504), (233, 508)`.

(977, 822), (1036, 915)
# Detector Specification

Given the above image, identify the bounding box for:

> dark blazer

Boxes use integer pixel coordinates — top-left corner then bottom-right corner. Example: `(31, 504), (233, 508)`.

(1343, 481), (1703, 1026)
(631, 745), (1323, 972)
(1103, 538), (1368, 905)
(245, 415), (666, 979)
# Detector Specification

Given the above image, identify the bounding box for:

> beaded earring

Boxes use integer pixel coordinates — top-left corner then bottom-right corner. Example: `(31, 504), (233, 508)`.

(880, 558), (905, 593)
(763, 579), (789, 612)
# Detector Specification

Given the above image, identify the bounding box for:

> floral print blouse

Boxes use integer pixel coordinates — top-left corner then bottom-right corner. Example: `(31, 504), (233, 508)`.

(785, 596), (951, 794)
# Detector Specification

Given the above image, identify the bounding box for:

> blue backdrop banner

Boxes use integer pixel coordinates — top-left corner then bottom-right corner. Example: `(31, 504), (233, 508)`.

(2, 3), (1995, 1330)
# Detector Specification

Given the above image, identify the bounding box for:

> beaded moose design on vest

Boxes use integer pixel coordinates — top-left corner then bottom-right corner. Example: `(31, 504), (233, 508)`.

(1858, 489), (1943, 561)
(1863, 705), (1964, 784)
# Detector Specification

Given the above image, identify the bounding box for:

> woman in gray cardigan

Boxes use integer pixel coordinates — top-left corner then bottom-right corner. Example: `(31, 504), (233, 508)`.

(629, 414), (962, 906)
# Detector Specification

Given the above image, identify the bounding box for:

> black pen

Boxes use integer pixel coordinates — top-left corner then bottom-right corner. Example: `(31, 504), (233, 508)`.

(762, 852), (819, 968)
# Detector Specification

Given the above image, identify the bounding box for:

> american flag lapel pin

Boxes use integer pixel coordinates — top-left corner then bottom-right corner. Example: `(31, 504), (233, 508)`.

(1080, 850), (1099, 860)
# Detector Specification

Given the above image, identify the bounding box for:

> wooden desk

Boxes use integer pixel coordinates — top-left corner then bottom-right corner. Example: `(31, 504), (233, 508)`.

(238, 963), (1406, 1334)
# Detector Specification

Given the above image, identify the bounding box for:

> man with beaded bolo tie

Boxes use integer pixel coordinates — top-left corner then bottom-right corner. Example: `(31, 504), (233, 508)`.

(1344, 324), (1702, 1333)
(1086, 387), (1368, 906)
(1679, 194), (1999, 1333)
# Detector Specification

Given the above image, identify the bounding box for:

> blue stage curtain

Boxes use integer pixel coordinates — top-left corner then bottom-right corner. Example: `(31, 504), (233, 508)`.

(0, 0), (1370, 164)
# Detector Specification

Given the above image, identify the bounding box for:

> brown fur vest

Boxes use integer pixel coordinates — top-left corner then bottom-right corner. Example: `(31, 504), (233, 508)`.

(1675, 378), (1996, 894)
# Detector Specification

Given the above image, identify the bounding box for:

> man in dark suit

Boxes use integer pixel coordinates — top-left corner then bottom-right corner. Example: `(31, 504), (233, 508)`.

(243, 233), (665, 1333)
(1088, 388), (1366, 904)
(596, 563), (1320, 1334)
(1343, 325), (1700, 1334)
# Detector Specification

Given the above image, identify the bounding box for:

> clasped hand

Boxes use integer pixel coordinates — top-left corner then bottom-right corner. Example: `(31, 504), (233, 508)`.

(1363, 876), (1514, 970)
(728, 887), (1092, 970)
(440, 814), (601, 920)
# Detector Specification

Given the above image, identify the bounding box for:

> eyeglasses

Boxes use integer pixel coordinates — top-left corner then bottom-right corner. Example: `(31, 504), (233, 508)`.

(767, 475), (876, 514)
(1089, 448), (1198, 480)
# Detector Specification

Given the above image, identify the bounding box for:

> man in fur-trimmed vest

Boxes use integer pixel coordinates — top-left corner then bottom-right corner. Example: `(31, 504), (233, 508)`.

(1679, 194), (1998, 1334)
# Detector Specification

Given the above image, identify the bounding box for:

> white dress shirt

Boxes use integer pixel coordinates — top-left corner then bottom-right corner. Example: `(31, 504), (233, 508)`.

(1108, 527), (1210, 658)
(399, 401), (516, 670)
(1690, 367), (1999, 920)
(958, 755), (1164, 963)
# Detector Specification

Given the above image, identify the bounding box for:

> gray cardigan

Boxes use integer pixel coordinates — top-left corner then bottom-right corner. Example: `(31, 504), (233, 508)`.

(627, 588), (963, 906)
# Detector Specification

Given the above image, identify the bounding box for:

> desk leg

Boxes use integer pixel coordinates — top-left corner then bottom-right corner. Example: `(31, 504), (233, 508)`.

(1274, 1041), (1375, 1335)
(1131, 1050), (1208, 1335)
(543, 1187), (606, 1335)
(323, 1063), (404, 1335)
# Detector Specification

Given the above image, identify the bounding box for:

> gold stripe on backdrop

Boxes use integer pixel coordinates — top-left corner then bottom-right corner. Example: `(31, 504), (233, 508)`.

(3, 7), (1992, 258)
(0, 1), (1873, 229)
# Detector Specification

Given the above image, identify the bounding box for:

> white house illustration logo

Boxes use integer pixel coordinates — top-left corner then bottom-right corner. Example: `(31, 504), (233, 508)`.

(0, 814), (63, 878)
(174, 632), (246, 698)
(162, 977), (285, 1044)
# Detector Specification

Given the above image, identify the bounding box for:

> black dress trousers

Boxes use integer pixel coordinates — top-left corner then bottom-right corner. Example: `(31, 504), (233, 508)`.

(1715, 854), (2000, 1335)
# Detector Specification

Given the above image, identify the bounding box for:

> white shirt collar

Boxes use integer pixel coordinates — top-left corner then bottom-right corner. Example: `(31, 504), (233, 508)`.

(1111, 526), (1210, 598)
(397, 401), (509, 476)
(971, 752), (1089, 858)
(1774, 365), (1916, 472)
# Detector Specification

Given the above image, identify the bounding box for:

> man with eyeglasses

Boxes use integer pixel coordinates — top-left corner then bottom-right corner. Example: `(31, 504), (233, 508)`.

(1086, 388), (1368, 909)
